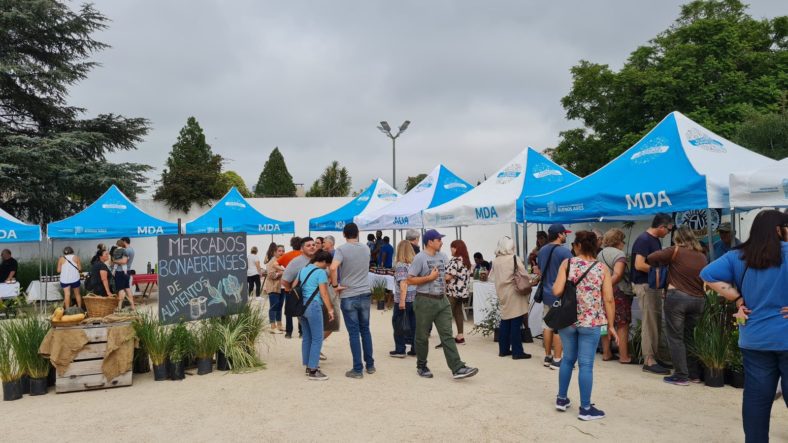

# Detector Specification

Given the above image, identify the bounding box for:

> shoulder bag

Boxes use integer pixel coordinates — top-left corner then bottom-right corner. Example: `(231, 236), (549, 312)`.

(284, 268), (321, 317)
(533, 245), (557, 303)
(544, 260), (599, 331)
(647, 246), (679, 290)
(512, 255), (532, 296)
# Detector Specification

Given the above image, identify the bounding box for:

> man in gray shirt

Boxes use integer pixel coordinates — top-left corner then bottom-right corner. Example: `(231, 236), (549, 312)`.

(330, 223), (374, 378)
(282, 236), (317, 339)
(408, 229), (478, 380)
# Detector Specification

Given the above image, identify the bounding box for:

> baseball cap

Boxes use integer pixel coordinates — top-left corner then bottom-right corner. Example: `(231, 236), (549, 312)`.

(547, 224), (572, 236)
(717, 222), (732, 232)
(422, 229), (445, 244)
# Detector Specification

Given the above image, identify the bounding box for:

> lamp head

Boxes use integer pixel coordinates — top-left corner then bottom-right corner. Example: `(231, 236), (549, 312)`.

(399, 120), (410, 132)
(379, 121), (391, 132)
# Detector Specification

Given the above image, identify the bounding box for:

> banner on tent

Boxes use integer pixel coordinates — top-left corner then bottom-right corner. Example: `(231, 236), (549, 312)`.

(674, 209), (721, 238)
(157, 233), (248, 324)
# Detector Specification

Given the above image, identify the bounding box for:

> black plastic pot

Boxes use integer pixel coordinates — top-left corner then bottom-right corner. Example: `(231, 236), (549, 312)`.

(169, 361), (185, 380)
(493, 328), (500, 343)
(725, 368), (745, 389)
(47, 364), (56, 387)
(196, 357), (213, 375)
(29, 377), (47, 396)
(153, 363), (168, 381)
(20, 374), (29, 395)
(704, 367), (725, 388)
(2, 380), (22, 401)
(133, 348), (151, 374)
(217, 351), (230, 371)
(376, 300), (385, 311)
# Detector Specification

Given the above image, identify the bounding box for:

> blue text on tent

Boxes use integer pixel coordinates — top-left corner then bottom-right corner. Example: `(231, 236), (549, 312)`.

(475, 206), (499, 220)
(138, 226), (165, 235)
(394, 216), (409, 225)
(0, 230), (17, 240)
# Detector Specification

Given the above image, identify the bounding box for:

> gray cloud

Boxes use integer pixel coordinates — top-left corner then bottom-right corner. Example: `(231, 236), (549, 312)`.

(68, 0), (785, 194)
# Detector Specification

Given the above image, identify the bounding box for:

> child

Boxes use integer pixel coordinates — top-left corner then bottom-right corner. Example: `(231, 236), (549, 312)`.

(110, 239), (134, 310)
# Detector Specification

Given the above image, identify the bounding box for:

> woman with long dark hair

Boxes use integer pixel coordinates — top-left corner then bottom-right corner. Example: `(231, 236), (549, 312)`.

(445, 239), (471, 344)
(701, 210), (788, 442)
(551, 231), (617, 421)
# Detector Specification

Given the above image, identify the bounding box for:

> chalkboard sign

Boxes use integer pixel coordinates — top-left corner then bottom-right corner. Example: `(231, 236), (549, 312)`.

(157, 232), (248, 324)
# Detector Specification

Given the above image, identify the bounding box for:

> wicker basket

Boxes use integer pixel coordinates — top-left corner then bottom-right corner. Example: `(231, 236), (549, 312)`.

(84, 295), (118, 318)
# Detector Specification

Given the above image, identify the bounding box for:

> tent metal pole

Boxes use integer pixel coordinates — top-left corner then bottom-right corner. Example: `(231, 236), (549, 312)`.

(524, 222), (529, 262)
(730, 208), (737, 247)
(514, 222), (520, 256)
(219, 217), (223, 233)
(706, 209), (715, 261)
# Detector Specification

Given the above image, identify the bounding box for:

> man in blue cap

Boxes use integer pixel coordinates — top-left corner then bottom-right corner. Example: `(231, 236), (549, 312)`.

(407, 229), (478, 380)
(537, 224), (574, 369)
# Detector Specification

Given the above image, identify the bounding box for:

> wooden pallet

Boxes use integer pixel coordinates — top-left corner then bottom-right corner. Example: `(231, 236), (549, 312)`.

(55, 322), (133, 393)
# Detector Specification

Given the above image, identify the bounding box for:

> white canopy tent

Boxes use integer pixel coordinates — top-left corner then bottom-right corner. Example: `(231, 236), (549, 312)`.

(423, 147), (579, 227)
(354, 164), (472, 230)
(729, 158), (788, 209)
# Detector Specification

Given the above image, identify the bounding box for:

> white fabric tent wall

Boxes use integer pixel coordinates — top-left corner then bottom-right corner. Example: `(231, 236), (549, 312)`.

(729, 158), (788, 209)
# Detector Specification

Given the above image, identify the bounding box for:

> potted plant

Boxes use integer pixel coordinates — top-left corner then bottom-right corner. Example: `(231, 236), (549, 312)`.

(193, 321), (220, 375)
(131, 314), (155, 374)
(725, 327), (744, 389)
(168, 321), (194, 380)
(471, 297), (501, 342)
(691, 291), (729, 388)
(217, 306), (266, 373)
(12, 317), (51, 396)
(372, 280), (387, 311)
(628, 321), (644, 365)
(0, 323), (23, 401)
(138, 318), (169, 381)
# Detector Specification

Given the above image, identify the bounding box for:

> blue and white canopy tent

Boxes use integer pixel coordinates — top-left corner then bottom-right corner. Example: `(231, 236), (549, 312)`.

(185, 187), (295, 235)
(47, 185), (178, 239)
(524, 112), (776, 223)
(424, 147), (579, 227)
(0, 207), (41, 243)
(309, 179), (400, 232)
(354, 164), (472, 230)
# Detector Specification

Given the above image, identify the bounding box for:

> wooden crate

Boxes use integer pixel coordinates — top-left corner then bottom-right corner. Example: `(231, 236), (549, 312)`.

(55, 322), (133, 394)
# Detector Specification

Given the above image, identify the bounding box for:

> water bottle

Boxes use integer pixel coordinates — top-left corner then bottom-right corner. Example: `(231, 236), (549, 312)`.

(154, 263), (158, 274)
(146, 261), (152, 274)
(600, 325), (608, 336)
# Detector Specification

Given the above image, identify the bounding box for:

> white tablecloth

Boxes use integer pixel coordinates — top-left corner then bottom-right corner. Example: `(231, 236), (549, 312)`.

(26, 281), (63, 301)
(0, 282), (20, 299)
(368, 273), (396, 292)
(472, 281), (497, 326)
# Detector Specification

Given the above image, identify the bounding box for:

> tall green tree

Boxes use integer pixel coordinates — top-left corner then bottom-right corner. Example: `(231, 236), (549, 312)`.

(305, 161), (352, 197)
(405, 174), (427, 192)
(219, 171), (252, 197)
(154, 117), (224, 212)
(552, 0), (787, 176)
(254, 147), (296, 197)
(733, 106), (788, 160)
(0, 0), (151, 223)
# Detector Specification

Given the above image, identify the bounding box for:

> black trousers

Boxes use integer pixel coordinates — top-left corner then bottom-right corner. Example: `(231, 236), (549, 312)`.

(247, 275), (261, 297)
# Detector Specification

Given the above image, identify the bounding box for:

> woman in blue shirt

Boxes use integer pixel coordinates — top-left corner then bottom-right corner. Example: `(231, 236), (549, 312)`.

(297, 250), (335, 381)
(701, 209), (788, 443)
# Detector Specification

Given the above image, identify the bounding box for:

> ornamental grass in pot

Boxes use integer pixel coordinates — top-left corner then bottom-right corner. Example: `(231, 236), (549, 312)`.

(168, 321), (194, 380)
(725, 328), (744, 389)
(0, 323), (23, 401)
(136, 315), (170, 381)
(193, 320), (220, 375)
(691, 291), (729, 388)
(8, 317), (51, 396)
(217, 305), (266, 373)
(372, 281), (387, 311)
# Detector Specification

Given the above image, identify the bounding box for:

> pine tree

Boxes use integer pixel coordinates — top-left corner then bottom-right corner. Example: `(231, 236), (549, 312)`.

(0, 0), (151, 224)
(254, 147), (296, 197)
(305, 161), (352, 197)
(154, 117), (224, 212)
(405, 174), (427, 192)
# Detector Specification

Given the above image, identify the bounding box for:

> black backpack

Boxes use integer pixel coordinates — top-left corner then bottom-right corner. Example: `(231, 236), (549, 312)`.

(284, 268), (321, 317)
(544, 260), (599, 331)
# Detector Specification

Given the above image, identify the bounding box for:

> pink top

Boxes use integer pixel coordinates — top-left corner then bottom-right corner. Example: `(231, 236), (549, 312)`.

(567, 257), (607, 328)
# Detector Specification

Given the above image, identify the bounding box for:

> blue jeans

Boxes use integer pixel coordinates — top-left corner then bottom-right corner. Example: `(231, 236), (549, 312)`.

(268, 292), (284, 323)
(392, 302), (415, 353)
(499, 316), (525, 357)
(299, 302), (324, 370)
(340, 294), (374, 373)
(558, 325), (601, 409)
(741, 349), (788, 443)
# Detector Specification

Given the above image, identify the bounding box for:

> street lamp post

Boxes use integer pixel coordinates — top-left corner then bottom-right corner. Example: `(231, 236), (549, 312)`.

(377, 120), (410, 247)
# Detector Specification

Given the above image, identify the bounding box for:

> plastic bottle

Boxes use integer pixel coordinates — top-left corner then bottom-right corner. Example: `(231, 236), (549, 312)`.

(146, 261), (152, 274)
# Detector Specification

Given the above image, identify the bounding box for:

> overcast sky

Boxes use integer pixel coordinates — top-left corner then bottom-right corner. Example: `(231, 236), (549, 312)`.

(69, 0), (784, 196)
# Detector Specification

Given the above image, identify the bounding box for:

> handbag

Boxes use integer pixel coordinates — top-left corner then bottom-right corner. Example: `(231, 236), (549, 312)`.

(284, 268), (320, 317)
(544, 260), (599, 331)
(512, 255), (532, 296)
(647, 246), (679, 290)
(394, 309), (412, 337)
(533, 245), (557, 303)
